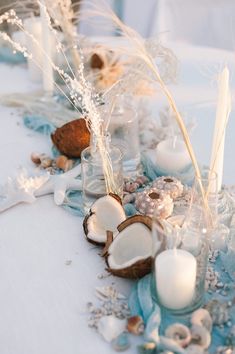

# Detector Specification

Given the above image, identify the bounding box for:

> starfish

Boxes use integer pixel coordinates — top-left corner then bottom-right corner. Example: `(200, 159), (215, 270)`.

(0, 164), (82, 212)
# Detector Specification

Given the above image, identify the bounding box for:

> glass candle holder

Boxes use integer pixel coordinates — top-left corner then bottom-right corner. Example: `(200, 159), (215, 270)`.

(152, 170), (217, 315)
(107, 95), (141, 177)
(81, 143), (123, 213)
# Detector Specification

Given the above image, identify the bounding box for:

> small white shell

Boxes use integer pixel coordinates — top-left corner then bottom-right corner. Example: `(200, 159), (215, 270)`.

(97, 315), (126, 342)
(191, 308), (213, 333)
(185, 344), (205, 354)
(165, 323), (191, 348)
(191, 324), (211, 349)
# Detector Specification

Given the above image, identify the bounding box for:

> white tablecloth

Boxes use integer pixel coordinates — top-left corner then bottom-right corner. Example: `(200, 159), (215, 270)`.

(0, 42), (235, 354)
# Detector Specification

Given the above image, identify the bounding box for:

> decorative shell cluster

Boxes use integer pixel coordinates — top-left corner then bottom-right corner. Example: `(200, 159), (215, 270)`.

(135, 176), (184, 218)
(51, 118), (90, 158)
(31, 152), (74, 174)
(162, 308), (212, 353)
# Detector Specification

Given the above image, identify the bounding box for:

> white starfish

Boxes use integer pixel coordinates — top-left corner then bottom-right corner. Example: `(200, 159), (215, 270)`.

(35, 164), (82, 205)
(0, 164), (82, 212)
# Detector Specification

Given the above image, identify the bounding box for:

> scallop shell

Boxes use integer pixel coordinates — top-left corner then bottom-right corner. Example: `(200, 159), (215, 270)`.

(152, 176), (184, 199)
(135, 187), (173, 218)
(51, 118), (90, 158)
(97, 315), (126, 342)
(165, 323), (191, 347)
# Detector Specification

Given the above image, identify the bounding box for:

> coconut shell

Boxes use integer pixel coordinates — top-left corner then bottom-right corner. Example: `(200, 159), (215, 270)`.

(106, 214), (153, 279)
(83, 212), (103, 246)
(90, 53), (104, 69)
(108, 193), (123, 206)
(83, 194), (125, 246)
(51, 118), (90, 158)
(117, 215), (152, 233)
(107, 257), (153, 279)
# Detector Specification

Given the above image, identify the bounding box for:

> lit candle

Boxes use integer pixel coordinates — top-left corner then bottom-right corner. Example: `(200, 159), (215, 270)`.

(210, 67), (231, 192)
(155, 138), (191, 174)
(23, 17), (42, 83)
(40, 1), (54, 93)
(155, 249), (197, 310)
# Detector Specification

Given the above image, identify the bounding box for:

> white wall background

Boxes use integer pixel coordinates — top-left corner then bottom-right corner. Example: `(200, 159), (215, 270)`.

(79, 0), (235, 51)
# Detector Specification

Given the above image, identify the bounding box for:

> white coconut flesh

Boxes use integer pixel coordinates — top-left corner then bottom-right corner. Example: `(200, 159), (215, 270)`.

(108, 223), (152, 269)
(87, 195), (126, 243)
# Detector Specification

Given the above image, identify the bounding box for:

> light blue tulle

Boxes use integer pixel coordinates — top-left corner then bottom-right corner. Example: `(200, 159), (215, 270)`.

(129, 254), (235, 353)
(23, 115), (55, 135)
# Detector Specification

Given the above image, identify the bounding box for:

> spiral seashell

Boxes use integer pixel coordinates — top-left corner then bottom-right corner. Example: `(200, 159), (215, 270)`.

(152, 176), (183, 199)
(135, 187), (173, 218)
(185, 344), (205, 354)
(165, 323), (191, 348)
(191, 324), (211, 349)
(56, 155), (74, 172)
(127, 315), (144, 335)
(191, 308), (212, 333)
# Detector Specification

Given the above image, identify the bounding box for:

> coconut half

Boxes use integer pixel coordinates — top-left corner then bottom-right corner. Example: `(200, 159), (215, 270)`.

(83, 194), (126, 245)
(107, 215), (153, 279)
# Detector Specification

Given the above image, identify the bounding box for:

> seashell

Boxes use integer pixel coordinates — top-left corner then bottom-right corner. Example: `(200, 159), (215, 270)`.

(135, 176), (149, 186)
(97, 315), (127, 342)
(111, 332), (130, 352)
(152, 176), (183, 199)
(56, 155), (74, 172)
(205, 299), (229, 325)
(51, 118), (90, 158)
(185, 344), (205, 354)
(215, 346), (234, 354)
(137, 342), (156, 354)
(56, 155), (68, 170)
(124, 181), (139, 193)
(190, 324), (211, 349)
(123, 193), (136, 205)
(165, 323), (191, 347)
(40, 157), (52, 168)
(135, 187), (173, 218)
(191, 308), (212, 332)
(31, 152), (41, 164)
(159, 336), (186, 354)
(127, 315), (144, 335)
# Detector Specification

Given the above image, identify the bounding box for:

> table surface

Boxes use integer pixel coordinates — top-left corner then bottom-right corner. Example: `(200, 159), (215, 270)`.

(0, 41), (235, 354)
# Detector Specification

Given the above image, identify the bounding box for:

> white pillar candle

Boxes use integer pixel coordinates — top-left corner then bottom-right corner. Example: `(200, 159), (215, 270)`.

(156, 138), (191, 174)
(40, 1), (54, 93)
(23, 17), (43, 83)
(155, 249), (197, 310)
(210, 67), (231, 192)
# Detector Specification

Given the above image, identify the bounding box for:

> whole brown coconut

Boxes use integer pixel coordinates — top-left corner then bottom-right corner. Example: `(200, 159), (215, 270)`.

(51, 118), (90, 158)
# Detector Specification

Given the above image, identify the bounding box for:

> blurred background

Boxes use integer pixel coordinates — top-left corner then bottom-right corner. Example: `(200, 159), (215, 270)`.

(1, 0), (235, 50)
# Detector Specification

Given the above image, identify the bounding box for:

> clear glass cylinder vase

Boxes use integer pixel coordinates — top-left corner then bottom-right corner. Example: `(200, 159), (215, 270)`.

(152, 170), (217, 315)
(106, 95), (141, 177)
(81, 138), (123, 213)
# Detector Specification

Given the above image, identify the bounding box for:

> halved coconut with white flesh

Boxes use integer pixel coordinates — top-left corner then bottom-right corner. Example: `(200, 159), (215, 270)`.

(106, 215), (153, 279)
(83, 194), (126, 245)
